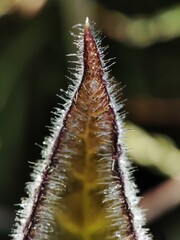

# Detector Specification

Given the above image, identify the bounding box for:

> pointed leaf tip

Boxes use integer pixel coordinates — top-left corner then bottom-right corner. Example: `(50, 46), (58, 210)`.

(85, 16), (90, 28)
(11, 19), (151, 240)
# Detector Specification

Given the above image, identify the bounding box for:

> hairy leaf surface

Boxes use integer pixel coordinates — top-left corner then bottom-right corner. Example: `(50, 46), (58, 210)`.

(12, 18), (151, 240)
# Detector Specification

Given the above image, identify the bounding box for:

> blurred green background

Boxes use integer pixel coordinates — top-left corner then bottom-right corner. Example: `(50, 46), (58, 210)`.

(0, 0), (180, 239)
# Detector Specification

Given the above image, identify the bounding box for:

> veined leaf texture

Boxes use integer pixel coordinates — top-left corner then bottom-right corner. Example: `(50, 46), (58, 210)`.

(11, 18), (151, 240)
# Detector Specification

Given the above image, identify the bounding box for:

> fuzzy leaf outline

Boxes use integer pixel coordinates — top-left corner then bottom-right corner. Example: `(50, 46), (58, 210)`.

(11, 17), (151, 240)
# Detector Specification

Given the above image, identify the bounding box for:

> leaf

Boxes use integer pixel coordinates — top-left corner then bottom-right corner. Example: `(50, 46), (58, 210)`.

(125, 122), (180, 177)
(0, 0), (47, 16)
(11, 18), (151, 240)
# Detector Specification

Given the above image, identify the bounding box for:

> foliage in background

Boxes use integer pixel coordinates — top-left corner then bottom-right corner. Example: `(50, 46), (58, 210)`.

(0, 0), (180, 240)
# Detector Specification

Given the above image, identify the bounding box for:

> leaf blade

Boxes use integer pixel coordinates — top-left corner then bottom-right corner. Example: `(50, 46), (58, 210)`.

(11, 18), (151, 240)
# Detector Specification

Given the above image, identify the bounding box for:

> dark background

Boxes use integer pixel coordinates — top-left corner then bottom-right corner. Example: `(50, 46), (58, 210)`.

(0, 0), (180, 239)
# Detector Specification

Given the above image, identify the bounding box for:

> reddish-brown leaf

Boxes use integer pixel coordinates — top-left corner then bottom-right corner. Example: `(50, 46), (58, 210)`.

(11, 18), (151, 240)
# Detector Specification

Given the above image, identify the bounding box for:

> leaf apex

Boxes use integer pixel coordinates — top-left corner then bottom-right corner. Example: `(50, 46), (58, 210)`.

(85, 17), (90, 29)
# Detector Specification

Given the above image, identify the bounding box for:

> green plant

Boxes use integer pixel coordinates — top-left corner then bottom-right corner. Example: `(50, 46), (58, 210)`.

(11, 18), (151, 240)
